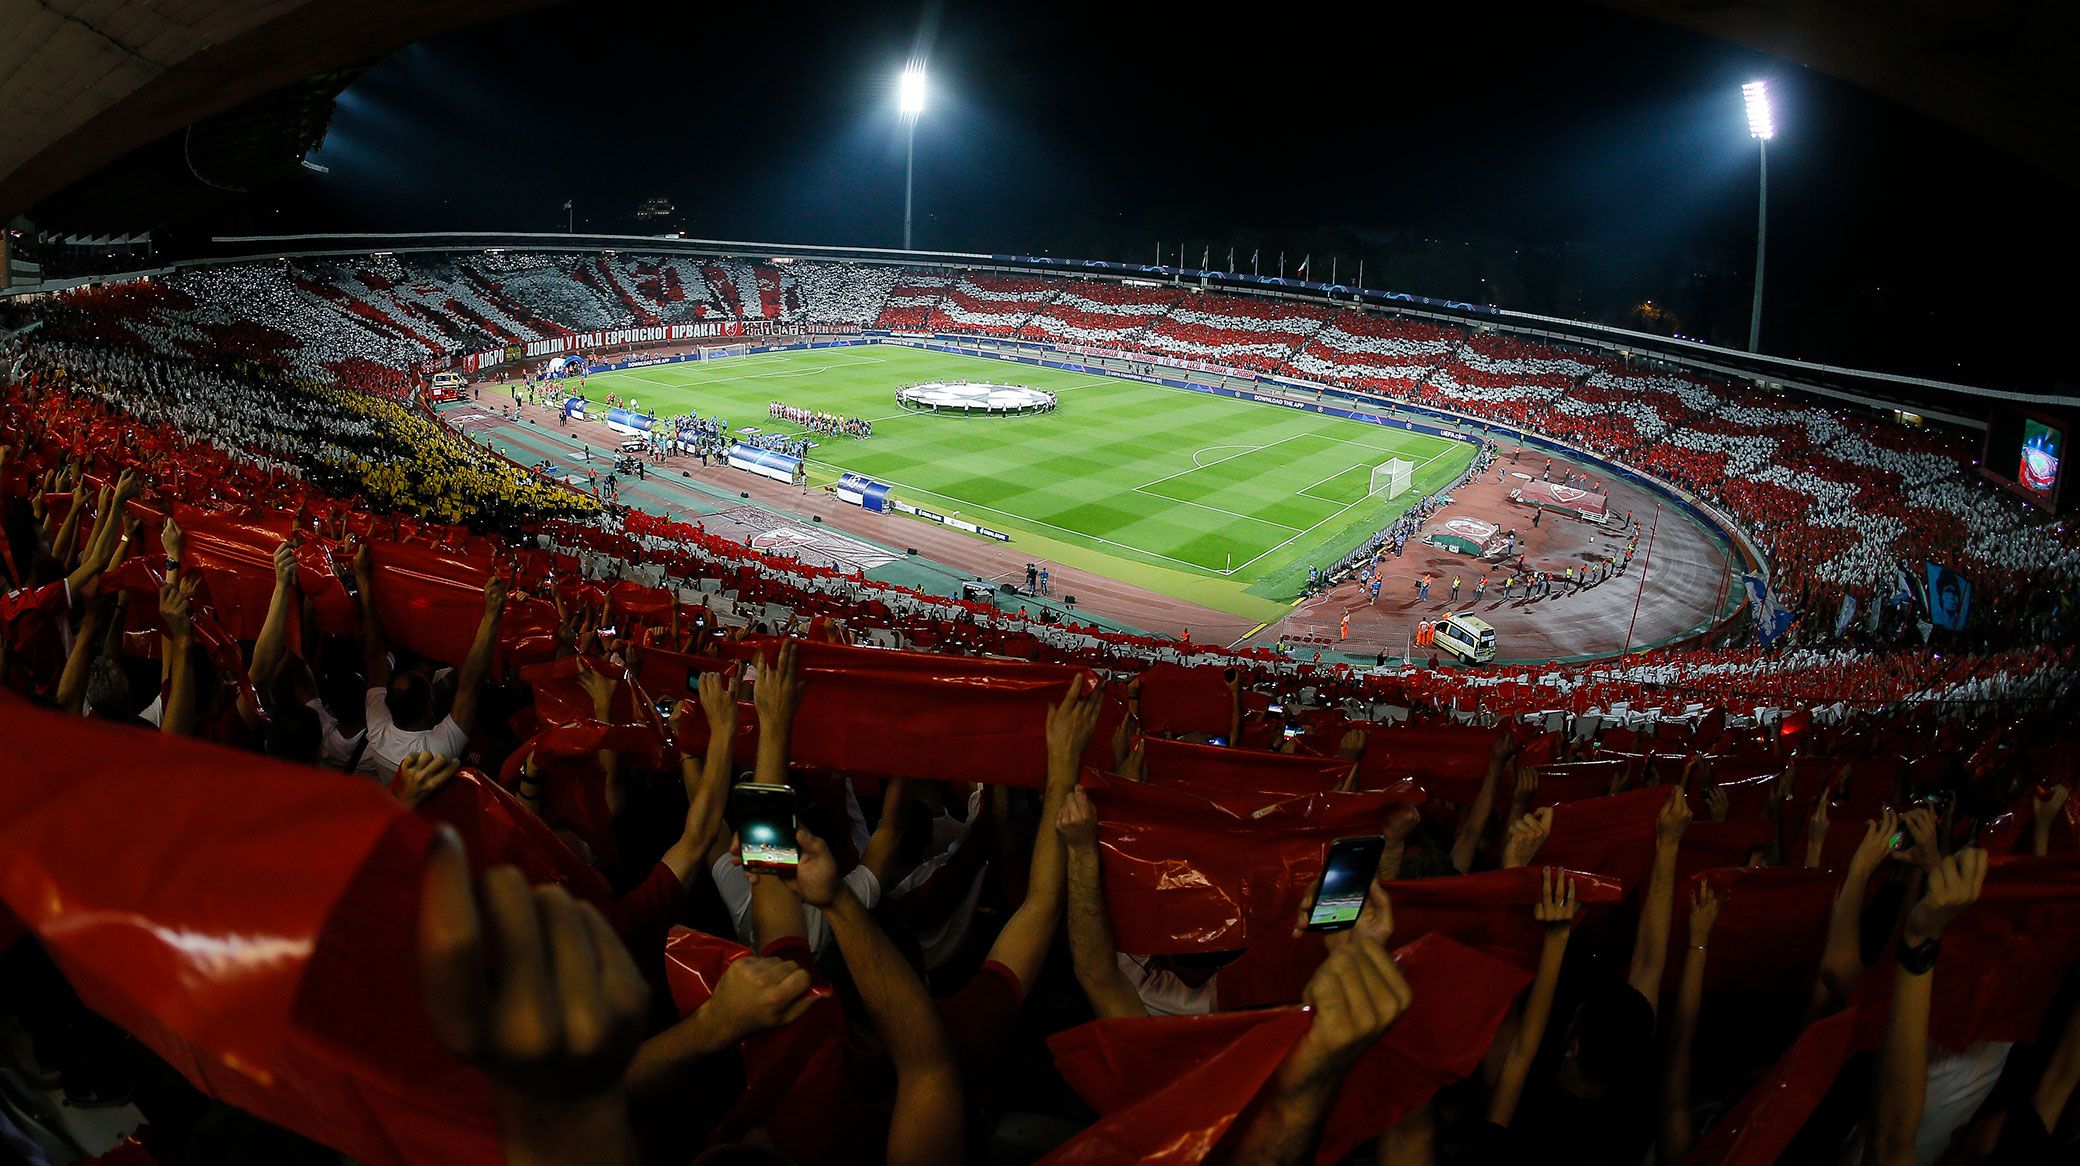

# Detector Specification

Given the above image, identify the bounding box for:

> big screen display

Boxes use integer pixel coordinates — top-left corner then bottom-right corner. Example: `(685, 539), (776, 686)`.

(2020, 418), (2063, 495)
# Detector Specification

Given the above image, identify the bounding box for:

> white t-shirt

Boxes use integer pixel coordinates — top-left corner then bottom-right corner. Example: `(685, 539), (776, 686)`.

(1118, 953), (1216, 1017)
(357, 687), (468, 779)
(711, 856), (881, 960)
(308, 699), (369, 774)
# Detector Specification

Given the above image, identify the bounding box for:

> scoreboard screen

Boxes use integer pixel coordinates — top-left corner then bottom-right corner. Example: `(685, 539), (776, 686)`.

(1982, 407), (2071, 512)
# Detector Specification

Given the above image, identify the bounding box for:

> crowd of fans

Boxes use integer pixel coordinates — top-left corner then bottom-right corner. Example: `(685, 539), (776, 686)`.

(6, 267), (2080, 1163)
(76, 251), (2070, 648)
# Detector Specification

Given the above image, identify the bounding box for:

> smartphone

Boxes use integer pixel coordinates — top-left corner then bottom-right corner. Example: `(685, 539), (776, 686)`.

(653, 696), (677, 719)
(1307, 836), (1387, 931)
(733, 783), (798, 872)
(599, 625), (619, 637)
(1268, 703), (1285, 716)
(1206, 736), (1228, 747)
(331, 552), (359, 601)
(1283, 725), (1306, 740)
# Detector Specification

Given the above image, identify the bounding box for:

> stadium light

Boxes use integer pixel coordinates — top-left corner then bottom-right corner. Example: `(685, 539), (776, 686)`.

(1741, 80), (1774, 140)
(1742, 80), (1773, 353)
(900, 63), (927, 251)
(899, 65), (927, 116)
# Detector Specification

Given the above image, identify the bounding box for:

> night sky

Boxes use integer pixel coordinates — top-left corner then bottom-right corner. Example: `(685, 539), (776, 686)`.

(215, 0), (2078, 394)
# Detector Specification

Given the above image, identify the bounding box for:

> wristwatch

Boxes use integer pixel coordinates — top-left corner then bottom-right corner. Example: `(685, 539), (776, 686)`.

(1897, 935), (1940, 976)
(164, 558), (180, 573)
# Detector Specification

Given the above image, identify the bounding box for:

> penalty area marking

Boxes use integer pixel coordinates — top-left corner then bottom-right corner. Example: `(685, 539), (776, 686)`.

(1191, 444), (1262, 467)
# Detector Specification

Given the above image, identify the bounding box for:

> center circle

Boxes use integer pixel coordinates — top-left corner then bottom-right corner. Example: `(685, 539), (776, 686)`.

(896, 381), (1057, 415)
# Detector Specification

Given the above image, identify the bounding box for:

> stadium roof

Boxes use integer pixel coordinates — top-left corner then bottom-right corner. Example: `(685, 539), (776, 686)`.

(0, 0), (553, 222)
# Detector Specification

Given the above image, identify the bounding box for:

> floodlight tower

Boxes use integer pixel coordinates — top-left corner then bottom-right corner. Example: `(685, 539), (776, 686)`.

(1743, 80), (1774, 353)
(900, 64), (927, 251)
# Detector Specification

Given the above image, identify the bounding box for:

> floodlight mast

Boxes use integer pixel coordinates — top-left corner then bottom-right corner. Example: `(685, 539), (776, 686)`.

(1743, 80), (1773, 354)
(900, 65), (927, 251)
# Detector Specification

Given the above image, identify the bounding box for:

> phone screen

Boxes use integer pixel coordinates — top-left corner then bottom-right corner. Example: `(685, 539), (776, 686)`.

(1307, 836), (1387, 931)
(1267, 703), (1285, 716)
(734, 785), (798, 871)
(1283, 725), (1306, 740)
(1206, 736), (1227, 747)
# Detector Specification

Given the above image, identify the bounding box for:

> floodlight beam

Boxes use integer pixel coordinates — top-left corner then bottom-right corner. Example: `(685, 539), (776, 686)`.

(900, 64), (927, 250)
(1742, 80), (1773, 352)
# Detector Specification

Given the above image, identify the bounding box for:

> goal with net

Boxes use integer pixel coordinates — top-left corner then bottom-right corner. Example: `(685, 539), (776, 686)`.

(1369, 458), (1415, 499)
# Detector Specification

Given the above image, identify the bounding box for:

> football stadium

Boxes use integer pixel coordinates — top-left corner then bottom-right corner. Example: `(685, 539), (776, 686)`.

(1, 4), (2078, 1166)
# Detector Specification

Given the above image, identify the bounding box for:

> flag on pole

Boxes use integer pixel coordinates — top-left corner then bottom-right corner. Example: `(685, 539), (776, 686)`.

(563, 200), (573, 210)
(1227, 247), (1236, 272)
(1297, 254), (1312, 278)
(1250, 249), (1260, 274)
(1741, 574), (1794, 646)
(1201, 245), (1210, 270)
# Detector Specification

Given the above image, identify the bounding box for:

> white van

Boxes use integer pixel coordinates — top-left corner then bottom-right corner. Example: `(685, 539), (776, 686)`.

(1433, 613), (1497, 663)
(430, 371), (466, 395)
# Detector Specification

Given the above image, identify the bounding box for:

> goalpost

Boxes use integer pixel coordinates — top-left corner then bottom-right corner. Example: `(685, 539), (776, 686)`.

(1369, 457), (1415, 500)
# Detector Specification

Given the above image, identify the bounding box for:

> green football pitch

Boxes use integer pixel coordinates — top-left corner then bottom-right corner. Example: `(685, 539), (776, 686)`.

(583, 344), (1476, 622)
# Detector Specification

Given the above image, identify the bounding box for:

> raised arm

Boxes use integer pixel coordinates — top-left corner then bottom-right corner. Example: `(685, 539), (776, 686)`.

(1225, 668), (1244, 747)
(1057, 788), (1147, 1019)
(627, 954), (814, 1103)
(1232, 927), (1413, 1166)
(1488, 869), (1577, 1130)
(789, 831), (964, 1166)
(352, 542), (391, 688)
(247, 538), (300, 694)
(158, 575), (202, 738)
(985, 677), (1103, 992)
(1809, 810), (1897, 1017)
(662, 670), (740, 887)
(449, 572), (509, 737)
(1452, 732), (1517, 874)
(1626, 784), (1692, 1014)
(752, 640), (802, 786)
(1867, 848), (1985, 1166)
(418, 831), (647, 1166)
(1658, 883), (1722, 1163)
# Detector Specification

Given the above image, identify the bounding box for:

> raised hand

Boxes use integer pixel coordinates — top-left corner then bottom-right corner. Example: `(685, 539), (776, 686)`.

(1849, 808), (1899, 880)
(1535, 866), (1580, 932)
(1338, 728), (1368, 761)
(161, 513), (185, 564)
(1117, 737), (1147, 784)
(1655, 784), (1694, 847)
(157, 574), (200, 642)
(1895, 806), (1942, 870)
(397, 751), (462, 809)
(1045, 675), (1105, 765)
(1290, 931), (1413, 1081)
(1904, 847), (1987, 946)
(694, 669), (741, 733)
(1687, 883), (1723, 946)
(1513, 766), (1539, 798)
(702, 955), (817, 1043)
(1502, 807), (1553, 869)
(484, 571), (511, 614)
(1702, 782), (1729, 823)
(574, 659), (618, 711)
(752, 640), (804, 727)
(1381, 803), (1421, 844)
(418, 833), (650, 1099)
(743, 828), (840, 909)
(274, 537), (299, 588)
(1056, 788), (1099, 849)
(1294, 877), (1395, 952)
